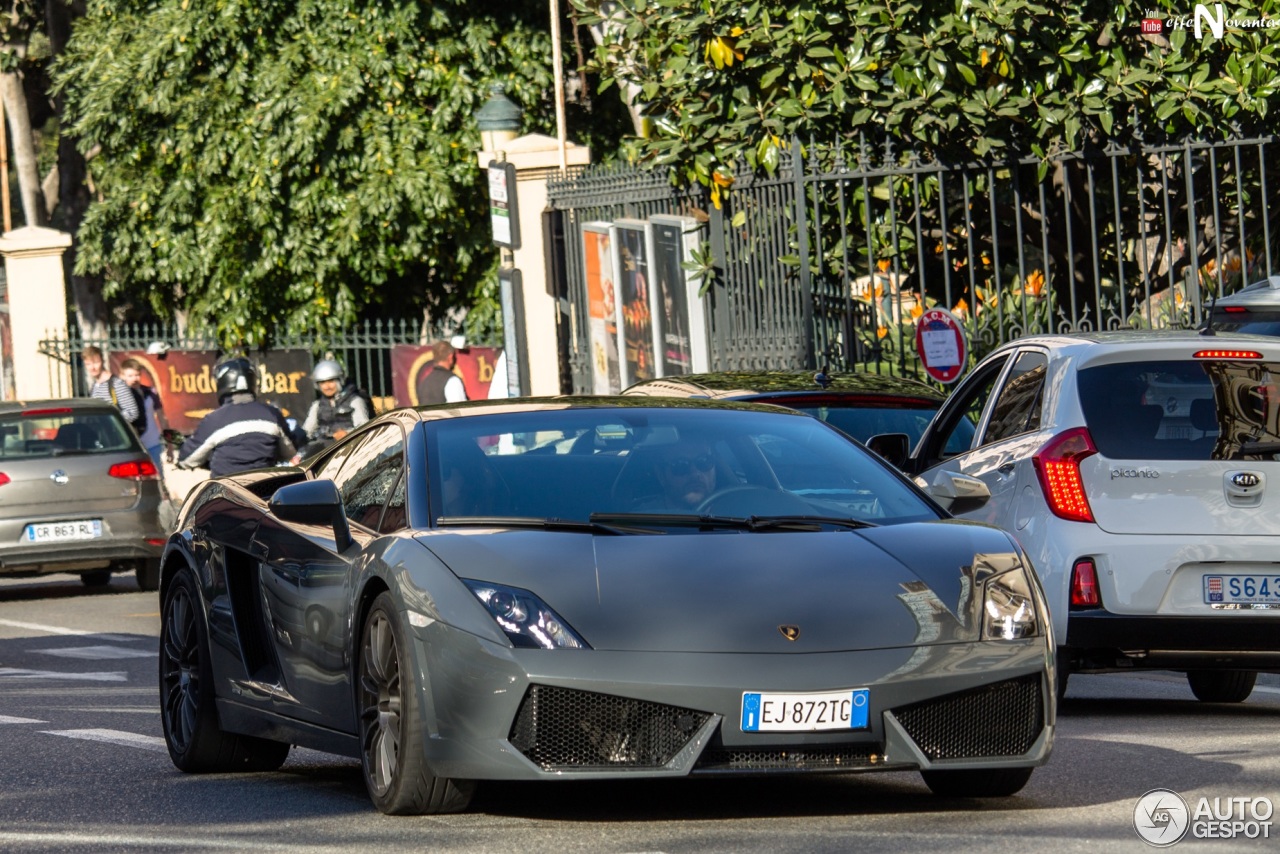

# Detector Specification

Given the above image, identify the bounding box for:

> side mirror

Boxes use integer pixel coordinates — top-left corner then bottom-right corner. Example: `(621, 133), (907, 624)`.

(920, 469), (991, 515)
(269, 479), (353, 551)
(865, 432), (910, 468)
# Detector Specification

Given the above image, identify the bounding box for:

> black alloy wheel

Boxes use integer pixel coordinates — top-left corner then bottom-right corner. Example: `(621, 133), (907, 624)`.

(159, 567), (290, 772)
(358, 591), (473, 815)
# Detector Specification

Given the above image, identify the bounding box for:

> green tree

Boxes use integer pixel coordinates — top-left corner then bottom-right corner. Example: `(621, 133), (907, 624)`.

(575, 0), (1280, 181)
(54, 0), (559, 346)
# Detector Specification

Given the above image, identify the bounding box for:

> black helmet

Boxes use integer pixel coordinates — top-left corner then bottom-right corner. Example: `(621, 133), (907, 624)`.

(214, 358), (257, 401)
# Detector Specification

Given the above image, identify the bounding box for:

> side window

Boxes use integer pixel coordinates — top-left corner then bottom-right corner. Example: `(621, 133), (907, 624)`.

(310, 441), (354, 483)
(379, 471), (408, 533)
(924, 356), (1010, 463)
(981, 351), (1049, 445)
(331, 425), (405, 530)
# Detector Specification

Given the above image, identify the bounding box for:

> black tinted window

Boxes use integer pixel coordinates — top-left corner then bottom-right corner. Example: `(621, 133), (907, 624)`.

(1078, 359), (1280, 460)
(332, 425), (405, 529)
(983, 351), (1048, 444)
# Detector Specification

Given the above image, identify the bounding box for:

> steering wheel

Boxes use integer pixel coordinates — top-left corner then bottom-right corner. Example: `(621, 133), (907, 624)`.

(695, 485), (784, 515)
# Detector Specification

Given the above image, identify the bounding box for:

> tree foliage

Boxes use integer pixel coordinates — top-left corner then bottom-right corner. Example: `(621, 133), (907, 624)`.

(576, 0), (1280, 181)
(56, 0), (557, 345)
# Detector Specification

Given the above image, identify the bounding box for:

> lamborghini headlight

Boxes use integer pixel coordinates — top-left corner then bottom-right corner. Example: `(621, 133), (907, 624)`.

(981, 567), (1039, 641)
(463, 580), (589, 649)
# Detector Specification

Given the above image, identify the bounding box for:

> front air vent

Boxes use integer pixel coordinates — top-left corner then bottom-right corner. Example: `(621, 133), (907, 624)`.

(510, 685), (709, 770)
(890, 674), (1043, 760)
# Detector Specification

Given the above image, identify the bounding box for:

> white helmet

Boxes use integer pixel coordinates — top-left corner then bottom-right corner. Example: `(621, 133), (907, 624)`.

(312, 359), (344, 383)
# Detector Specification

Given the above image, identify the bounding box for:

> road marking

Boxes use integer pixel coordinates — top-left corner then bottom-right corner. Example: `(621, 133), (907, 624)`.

(0, 618), (139, 643)
(0, 714), (45, 724)
(33, 644), (155, 660)
(0, 668), (127, 682)
(41, 728), (167, 753)
(0, 833), (360, 851)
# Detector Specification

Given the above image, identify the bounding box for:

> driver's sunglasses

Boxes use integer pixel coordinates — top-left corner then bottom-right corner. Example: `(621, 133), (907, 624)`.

(664, 453), (715, 477)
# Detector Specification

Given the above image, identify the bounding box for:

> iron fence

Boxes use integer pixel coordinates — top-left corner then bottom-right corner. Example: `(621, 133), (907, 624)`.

(548, 133), (1278, 389)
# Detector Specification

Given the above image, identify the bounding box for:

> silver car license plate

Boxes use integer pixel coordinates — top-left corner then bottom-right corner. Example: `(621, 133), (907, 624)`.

(24, 520), (103, 543)
(1204, 574), (1280, 605)
(741, 688), (869, 732)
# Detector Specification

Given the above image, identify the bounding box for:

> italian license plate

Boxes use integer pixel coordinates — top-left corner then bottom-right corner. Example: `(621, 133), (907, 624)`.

(741, 688), (869, 732)
(1204, 574), (1280, 605)
(24, 520), (102, 543)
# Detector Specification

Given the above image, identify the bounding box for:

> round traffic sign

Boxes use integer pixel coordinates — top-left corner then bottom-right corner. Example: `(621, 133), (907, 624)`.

(914, 307), (968, 384)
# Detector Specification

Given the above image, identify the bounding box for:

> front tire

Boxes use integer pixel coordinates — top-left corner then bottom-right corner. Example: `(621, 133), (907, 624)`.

(1187, 670), (1257, 703)
(921, 766), (1034, 798)
(160, 567), (290, 772)
(358, 592), (474, 815)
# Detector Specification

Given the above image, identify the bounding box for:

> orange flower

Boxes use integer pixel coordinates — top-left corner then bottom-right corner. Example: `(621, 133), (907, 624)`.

(874, 284), (884, 298)
(876, 326), (889, 339)
(1024, 269), (1045, 296)
(953, 298), (969, 316)
(910, 303), (924, 319)
(877, 259), (891, 272)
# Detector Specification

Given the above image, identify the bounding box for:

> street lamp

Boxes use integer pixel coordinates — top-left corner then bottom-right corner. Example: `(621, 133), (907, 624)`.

(476, 84), (522, 155)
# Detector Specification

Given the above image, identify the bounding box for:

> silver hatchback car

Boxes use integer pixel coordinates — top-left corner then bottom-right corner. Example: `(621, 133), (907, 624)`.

(0, 399), (166, 589)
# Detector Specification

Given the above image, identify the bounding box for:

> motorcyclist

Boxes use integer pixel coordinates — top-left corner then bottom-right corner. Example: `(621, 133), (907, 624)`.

(177, 358), (297, 477)
(294, 360), (370, 461)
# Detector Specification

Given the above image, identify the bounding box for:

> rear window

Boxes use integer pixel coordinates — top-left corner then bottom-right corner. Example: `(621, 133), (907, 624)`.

(1209, 310), (1280, 338)
(0, 410), (137, 459)
(1077, 360), (1280, 460)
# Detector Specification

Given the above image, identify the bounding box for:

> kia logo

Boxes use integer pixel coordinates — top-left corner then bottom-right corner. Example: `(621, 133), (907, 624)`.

(1231, 472), (1261, 488)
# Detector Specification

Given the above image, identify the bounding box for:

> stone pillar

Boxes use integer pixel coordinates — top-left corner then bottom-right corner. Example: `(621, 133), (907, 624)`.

(478, 134), (590, 396)
(0, 226), (73, 401)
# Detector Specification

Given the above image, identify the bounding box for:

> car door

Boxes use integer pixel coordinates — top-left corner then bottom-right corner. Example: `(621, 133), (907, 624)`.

(250, 422), (405, 731)
(914, 349), (1050, 528)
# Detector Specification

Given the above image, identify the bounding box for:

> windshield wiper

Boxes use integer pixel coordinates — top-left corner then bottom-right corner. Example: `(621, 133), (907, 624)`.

(589, 512), (876, 532)
(434, 516), (657, 535)
(1232, 440), (1280, 459)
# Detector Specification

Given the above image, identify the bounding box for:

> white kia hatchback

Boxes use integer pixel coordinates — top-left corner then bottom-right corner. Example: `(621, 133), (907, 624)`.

(897, 331), (1280, 702)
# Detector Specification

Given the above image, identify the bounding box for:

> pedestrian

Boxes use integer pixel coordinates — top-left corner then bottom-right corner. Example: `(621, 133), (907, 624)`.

(177, 358), (296, 477)
(416, 336), (469, 405)
(119, 358), (169, 474)
(295, 359), (371, 461)
(81, 345), (142, 430)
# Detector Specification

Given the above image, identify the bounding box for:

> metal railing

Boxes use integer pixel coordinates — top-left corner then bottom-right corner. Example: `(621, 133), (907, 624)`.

(548, 133), (1278, 388)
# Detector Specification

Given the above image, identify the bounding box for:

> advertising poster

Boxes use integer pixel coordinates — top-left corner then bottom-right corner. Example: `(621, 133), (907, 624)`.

(612, 220), (656, 386)
(110, 349), (314, 434)
(650, 215), (711, 374)
(651, 219), (694, 376)
(391, 344), (502, 406)
(582, 224), (621, 394)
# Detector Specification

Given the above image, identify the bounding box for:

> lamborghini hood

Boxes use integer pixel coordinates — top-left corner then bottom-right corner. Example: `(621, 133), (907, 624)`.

(418, 521), (1017, 654)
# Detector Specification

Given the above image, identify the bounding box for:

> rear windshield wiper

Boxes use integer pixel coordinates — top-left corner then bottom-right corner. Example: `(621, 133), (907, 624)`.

(1232, 440), (1280, 459)
(589, 513), (876, 532)
(434, 516), (658, 535)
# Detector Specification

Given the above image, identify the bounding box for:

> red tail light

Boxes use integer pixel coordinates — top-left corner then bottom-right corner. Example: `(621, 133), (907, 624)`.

(1070, 558), (1101, 607)
(0, 473), (8, 486)
(1222, 306), (1249, 313)
(109, 460), (159, 480)
(1033, 427), (1097, 523)
(1193, 349), (1263, 360)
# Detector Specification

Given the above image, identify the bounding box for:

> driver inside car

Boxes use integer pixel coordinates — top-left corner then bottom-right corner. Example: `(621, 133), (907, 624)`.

(651, 438), (718, 510)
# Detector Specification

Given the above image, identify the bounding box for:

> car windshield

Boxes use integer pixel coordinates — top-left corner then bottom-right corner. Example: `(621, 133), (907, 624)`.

(0, 410), (136, 459)
(779, 399), (972, 448)
(426, 408), (939, 527)
(1077, 359), (1280, 460)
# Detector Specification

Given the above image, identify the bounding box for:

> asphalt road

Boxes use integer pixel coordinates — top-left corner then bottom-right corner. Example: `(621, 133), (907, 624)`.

(0, 573), (1277, 853)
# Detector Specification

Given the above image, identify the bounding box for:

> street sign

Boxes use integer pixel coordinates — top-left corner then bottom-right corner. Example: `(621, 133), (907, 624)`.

(487, 161), (520, 249)
(914, 307), (968, 384)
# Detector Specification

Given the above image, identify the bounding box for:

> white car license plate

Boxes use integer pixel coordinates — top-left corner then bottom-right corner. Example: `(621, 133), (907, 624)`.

(741, 688), (869, 732)
(1204, 574), (1280, 605)
(24, 520), (103, 543)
